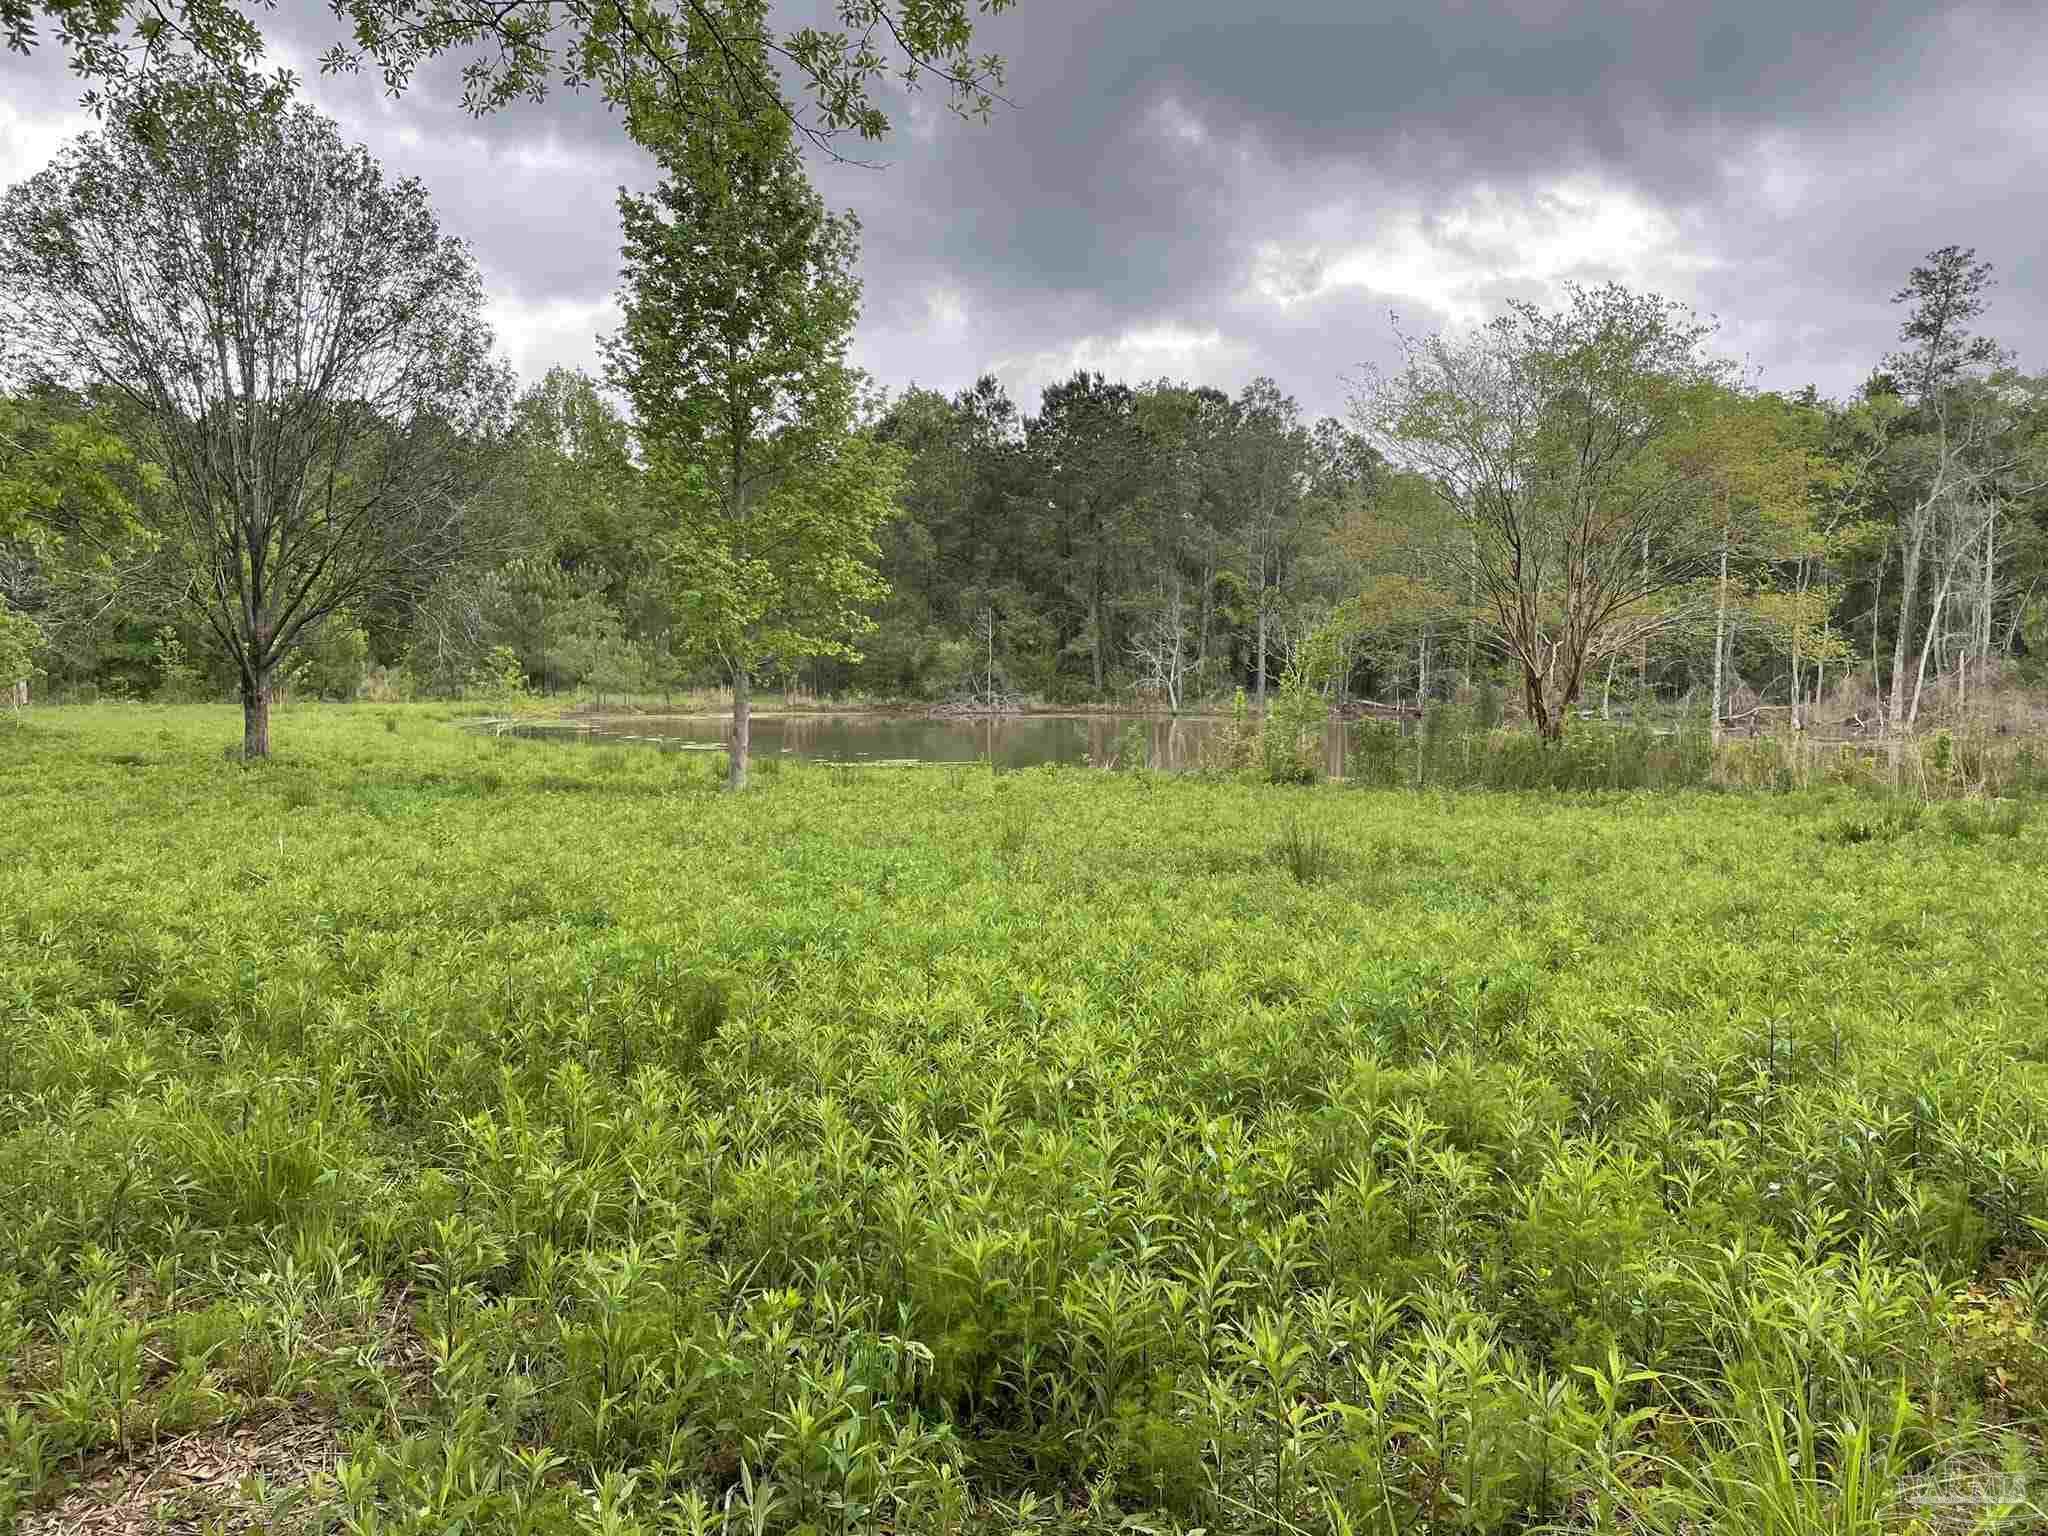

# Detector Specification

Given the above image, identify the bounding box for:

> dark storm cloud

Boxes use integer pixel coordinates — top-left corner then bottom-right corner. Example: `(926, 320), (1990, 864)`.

(4, 0), (2045, 415)
(811, 0), (2048, 415)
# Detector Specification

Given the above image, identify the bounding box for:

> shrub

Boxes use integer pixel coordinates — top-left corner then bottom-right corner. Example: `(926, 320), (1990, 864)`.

(288, 610), (372, 700)
(0, 601), (43, 711)
(1272, 815), (1339, 883)
(1263, 665), (1327, 785)
(463, 645), (529, 703)
(995, 797), (1033, 862)
(1821, 802), (1924, 846)
(151, 625), (205, 703)
(1112, 718), (1149, 773)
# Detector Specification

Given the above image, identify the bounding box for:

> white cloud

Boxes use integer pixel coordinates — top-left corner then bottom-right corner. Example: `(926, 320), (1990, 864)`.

(1251, 175), (1717, 326)
(0, 98), (88, 188)
(1147, 95), (1209, 148)
(484, 292), (620, 384)
(1724, 134), (1819, 221)
(924, 287), (969, 336)
(987, 322), (1252, 402)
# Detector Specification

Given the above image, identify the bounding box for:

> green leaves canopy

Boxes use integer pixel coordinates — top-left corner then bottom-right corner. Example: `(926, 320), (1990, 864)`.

(3, 0), (1014, 153)
(607, 10), (863, 472)
(650, 434), (897, 677)
(0, 391), (151, 557)
(604, 0), (901, 774)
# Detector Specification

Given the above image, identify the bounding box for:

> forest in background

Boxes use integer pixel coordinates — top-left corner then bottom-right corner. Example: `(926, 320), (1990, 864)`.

(1, 1), (2044, 757)
(7, 261), (2045, 732)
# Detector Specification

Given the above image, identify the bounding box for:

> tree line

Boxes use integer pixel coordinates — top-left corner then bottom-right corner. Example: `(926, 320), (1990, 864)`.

(851, 259), (2047, 742)
(3, 1), (2045, 773)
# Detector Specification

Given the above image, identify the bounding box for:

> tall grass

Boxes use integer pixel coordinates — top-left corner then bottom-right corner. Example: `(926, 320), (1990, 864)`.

(1272, 817), (1340, 883)
(1340, 709), (2048, 800)
(0, 703), (2044, 1532)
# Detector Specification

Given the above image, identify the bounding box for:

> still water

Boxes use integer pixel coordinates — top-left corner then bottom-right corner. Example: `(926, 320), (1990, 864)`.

(516, 711), (1361, 775)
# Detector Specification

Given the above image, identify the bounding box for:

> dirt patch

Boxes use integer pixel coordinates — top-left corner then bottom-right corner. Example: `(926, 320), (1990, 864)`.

(19, 1412), (346, 1535)
(19, 1287), (434, 1535)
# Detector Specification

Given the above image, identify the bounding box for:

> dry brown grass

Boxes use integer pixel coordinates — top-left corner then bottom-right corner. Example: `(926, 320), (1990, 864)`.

(19, 1412), (346, 1536)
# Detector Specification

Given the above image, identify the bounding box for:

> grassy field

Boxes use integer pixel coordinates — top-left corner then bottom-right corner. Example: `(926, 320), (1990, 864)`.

(2, 705), (2046, 1534)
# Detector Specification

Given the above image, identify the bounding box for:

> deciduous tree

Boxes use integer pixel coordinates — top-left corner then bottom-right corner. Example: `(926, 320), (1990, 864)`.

(1876, 247), (2010, 735)
(3, 0), (1015, 155)
(1354, 284), (1734, 740)
(0, 64), (509, 755)
(605, 3), (899, 789)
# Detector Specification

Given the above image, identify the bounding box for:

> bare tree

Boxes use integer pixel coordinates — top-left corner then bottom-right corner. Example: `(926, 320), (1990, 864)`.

(1127, 583), (1193, 712)
(1904, 389), (2047, 724)
(0, 65), (507, 755)
(967, 603), (1010, 710)
(1876, 248), (2021, 737)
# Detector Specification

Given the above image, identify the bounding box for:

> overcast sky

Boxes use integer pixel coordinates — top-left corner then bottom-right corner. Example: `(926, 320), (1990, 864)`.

(4, 0), (2043, 421)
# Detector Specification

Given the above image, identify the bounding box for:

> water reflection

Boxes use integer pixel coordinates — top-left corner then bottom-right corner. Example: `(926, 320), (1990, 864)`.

(522, 711), (1371, 774)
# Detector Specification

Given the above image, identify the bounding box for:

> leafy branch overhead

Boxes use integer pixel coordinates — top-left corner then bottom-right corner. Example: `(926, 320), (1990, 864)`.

(1, 0), (1016, 156)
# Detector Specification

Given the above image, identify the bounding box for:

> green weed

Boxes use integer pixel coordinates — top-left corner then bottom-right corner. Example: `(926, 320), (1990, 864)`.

(1273, 816), (1339, 883)
(0, 701), (2043, 1533)
(1820, 802), (1924, 846)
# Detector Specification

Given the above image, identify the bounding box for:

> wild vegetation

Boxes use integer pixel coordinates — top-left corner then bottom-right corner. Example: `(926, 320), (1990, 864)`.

(3, 705), (2046, 1532)
(4, 3), (2047, 1531)
(7, 59), (2046, 760)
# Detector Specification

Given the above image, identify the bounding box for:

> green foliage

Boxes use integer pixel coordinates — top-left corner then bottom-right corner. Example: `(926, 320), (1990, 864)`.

(2, 704), (2047, 1531)
(1352, 286), (1855, 742)
(0, 597), (43, 694)
(286, 609), (371, 699)
(1110, 718), (1149, 772)
(607, 25), (901, 784)
(1, 0), (1015, 154)
(463, 644), (530, 703)
(1263, 664), (1330, 784)
(1820, 802), (1924, 846)
(149, 624), (203, 702)
(645, 435), (901, 683)
(0, 390), (153, 555)
(2, 62), (505, 758)
(1470, 673), (1503, 729)
(1272, 816), (1338, 883)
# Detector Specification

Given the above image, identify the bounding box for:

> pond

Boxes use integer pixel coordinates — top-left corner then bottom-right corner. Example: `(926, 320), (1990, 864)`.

(509, 711), (1365, 774)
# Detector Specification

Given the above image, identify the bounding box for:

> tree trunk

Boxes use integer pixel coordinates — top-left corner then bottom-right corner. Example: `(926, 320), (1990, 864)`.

(1254, 603), (1269, 709)
(1907, 578), (1951, 730)
(1524, 661), (1560, 742)
(728, 663), (751, 791)
(1463, 533), (1478, 696)
(1710, 529), (1730, 744)
(1788, 556), (1806, 732)
(1091, 581), (1106, 694)
(1886, 511), (1929, 737)
(1638, 529), (1650, 700)
(241, 668), (272, 759)
(1980, 497), (1997, 675)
